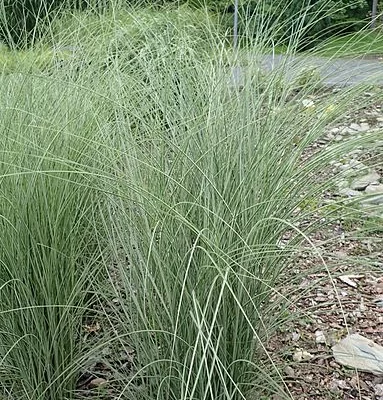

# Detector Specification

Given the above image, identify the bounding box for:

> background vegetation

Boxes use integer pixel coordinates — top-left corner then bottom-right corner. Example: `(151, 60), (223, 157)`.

(0, 0), (382, 50)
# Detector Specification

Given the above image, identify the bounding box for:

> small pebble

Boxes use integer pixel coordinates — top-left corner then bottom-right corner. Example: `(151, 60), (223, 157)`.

(375, 384), (383, 397)
(284, 366), (295, 377)
(89, 378), (108, 388)
(329, 360), (340, 368)
(315, 330), (327, 344)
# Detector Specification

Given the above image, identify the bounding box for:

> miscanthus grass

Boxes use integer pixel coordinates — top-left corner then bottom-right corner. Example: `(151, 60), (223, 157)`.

(0, 74), (111, 399)
(88, 5), (380, 400)
(0, 1), (380, 399)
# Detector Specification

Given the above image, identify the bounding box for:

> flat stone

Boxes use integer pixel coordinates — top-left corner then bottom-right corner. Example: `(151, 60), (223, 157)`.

(365, 184), (383, 194)
(350, 171), (381, 190)
(375, 384), (383, 396)
(339, 188), (363, 197)
(349, 159), (366, 170)
(359, 122), (370, 131)
(339, 164), (353, 171)
(363, 184), (383, 205)
(347, 149), (363, 156)
(349, 123), (361, 131)
(348, 122), (370, 132)
(332, 334), (383, 375)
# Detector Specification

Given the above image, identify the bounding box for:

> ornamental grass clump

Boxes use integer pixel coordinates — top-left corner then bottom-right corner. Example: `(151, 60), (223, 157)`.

(88, 5), (381, 400)
(0, 74), (109, 399)
(0, 2), (380, 399)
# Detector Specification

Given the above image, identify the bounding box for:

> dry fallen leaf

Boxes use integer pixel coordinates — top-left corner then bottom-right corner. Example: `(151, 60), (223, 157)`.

(292, 331), (300, 341)
(284, 366), (295, 377)
(336, 379), (350, 390)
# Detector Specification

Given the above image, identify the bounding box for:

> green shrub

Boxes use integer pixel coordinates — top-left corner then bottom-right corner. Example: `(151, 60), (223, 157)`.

(41, 6), (224, 79)
(228, 0), (369, 50)
(0, 0), (123, 49)
(0, 0), (61, 48)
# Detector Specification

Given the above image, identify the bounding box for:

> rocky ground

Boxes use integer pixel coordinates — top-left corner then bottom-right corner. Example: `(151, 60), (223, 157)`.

(269, 89), (383, 400)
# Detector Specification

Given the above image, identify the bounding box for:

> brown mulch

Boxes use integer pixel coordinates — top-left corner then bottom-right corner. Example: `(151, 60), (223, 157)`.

(269, 230), (383, 399)
(268, 95), (383, 400)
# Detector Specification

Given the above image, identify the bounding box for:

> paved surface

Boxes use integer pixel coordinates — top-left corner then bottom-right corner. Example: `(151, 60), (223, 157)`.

(261, 54), (383, 86)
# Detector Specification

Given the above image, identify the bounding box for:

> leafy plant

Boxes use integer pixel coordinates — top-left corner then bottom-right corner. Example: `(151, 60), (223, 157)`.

(0, 0), (123, 49)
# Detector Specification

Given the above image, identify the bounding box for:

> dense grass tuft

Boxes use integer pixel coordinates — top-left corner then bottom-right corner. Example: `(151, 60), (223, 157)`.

(0, 3), (380, 400)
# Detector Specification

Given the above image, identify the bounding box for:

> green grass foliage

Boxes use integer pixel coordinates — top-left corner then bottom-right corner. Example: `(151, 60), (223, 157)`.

(0, 3), (380, 400)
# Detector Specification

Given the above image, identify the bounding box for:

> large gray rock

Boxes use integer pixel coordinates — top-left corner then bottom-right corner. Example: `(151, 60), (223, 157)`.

(349, 122), (370, 132)
(350, 171), (381, 191)
(363, 184), (383, 205)
(365, 184), (383, 194)
(332, 334), (383, 375)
